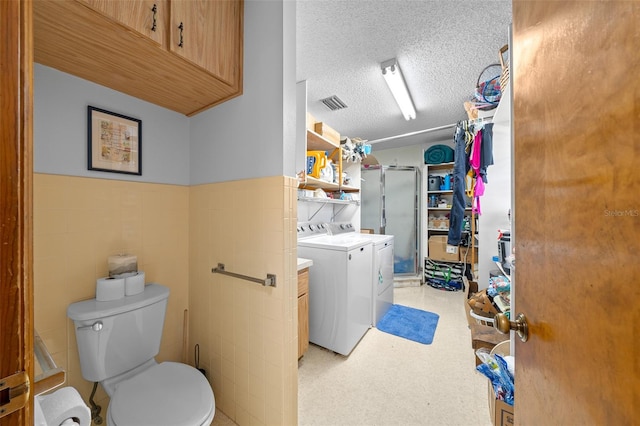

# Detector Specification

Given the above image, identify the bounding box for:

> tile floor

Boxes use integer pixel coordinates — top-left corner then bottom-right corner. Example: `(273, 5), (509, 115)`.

(213, 284), (493, 426)
(298, 284), (493, 426)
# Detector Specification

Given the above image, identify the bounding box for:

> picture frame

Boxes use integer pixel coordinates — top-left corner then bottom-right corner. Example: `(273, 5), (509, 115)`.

(88, 106), (142, 175)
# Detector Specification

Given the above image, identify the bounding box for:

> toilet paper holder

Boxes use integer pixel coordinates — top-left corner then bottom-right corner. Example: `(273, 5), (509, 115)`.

(0, 371), (29, 419)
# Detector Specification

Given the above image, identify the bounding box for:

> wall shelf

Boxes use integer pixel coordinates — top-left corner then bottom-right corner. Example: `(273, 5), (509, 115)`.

(306, 129), (339, 151)
(424, 160), (477, 273)
(301, 176), (340, 191)
(300, 129), (360, 193)
(297, 196), (360, 206)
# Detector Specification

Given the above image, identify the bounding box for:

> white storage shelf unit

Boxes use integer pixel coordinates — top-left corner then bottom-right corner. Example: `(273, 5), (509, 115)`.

(423, 161), (473, 259)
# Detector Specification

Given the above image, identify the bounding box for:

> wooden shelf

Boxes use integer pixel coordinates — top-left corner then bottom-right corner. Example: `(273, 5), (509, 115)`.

(301, 176), (340, 191)
(426, 162), (455, 170)
(340, 184), (359, 192)
(307, 129), (339, 151)
(304, 129), (360, 194)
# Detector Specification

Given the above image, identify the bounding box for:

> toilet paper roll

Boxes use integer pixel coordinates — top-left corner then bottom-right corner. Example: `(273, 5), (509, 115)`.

(36, 387), (91, 426)
(108, 254), (138, 277)
(125, 271), (145, 296)
(96, 276), (125, 301)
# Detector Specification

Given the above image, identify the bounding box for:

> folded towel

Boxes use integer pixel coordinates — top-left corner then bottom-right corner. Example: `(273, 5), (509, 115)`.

(424, 144), (454, 164)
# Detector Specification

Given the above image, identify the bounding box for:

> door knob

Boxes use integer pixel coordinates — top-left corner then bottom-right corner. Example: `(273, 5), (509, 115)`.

(494, 313), (529, 342)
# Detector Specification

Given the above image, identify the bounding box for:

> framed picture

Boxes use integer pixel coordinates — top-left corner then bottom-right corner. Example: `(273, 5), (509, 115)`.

(88, 106), (142, 175)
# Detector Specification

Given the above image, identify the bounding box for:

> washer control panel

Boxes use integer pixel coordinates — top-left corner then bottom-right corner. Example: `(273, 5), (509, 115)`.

(297, 222), (329, 239)
(327, 222), (356, 235)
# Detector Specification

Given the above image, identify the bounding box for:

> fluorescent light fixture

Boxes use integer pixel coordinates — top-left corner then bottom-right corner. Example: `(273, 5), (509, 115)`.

(381, 59), (416, 120)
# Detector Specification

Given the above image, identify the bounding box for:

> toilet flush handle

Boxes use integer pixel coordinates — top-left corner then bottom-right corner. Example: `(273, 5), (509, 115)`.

(77, 321), (103, 332)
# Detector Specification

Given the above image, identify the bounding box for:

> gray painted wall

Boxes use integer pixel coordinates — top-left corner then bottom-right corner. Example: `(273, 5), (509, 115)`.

(34, 0), (295, 187)
(34, 64), (190, 185)
(371, 143), (432, 168)
(189, 0), (296, 185)
(477, 85), (512, 289)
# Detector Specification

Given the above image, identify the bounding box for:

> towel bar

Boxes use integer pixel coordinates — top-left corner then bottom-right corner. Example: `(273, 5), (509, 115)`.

(211, 263), (276, 287)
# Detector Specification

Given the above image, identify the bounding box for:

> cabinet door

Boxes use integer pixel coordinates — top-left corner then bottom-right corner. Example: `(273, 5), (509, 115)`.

(170, 0), (242, 87)
(82, 0), (166, 46)
(297, 293), (309, 358)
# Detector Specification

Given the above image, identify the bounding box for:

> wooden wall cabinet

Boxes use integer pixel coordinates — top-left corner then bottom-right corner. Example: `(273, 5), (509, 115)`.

(170, 0), (241, 88)
(297, 268), (309, 359)
(34, 0), (243, 116)
(81, 0), (166, 46)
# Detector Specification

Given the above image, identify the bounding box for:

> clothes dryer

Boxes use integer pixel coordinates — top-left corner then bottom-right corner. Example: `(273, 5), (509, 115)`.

(327, 223), (394, 327)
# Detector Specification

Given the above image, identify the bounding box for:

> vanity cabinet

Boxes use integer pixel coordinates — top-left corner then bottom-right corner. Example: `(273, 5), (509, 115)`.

(297, 268), (309, 358)
(34, 0), (243, 116)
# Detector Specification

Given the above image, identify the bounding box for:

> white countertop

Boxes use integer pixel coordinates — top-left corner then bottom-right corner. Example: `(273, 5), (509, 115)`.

(297, 257), (313, 271)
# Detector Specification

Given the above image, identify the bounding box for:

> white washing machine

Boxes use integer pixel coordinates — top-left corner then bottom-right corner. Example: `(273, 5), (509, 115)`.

(297, 223), (372, 356)
(327, 223), (394, 327)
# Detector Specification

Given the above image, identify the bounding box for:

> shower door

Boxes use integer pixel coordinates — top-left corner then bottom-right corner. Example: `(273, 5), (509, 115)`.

(361, 166), (420, 276)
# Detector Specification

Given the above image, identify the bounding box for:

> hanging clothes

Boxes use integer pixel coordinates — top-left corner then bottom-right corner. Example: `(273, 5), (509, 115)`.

(448, 122), (471, 246)
(469, 129), (485, 215)
(448, 119), (494, 245)
(480, 123), (494, 183)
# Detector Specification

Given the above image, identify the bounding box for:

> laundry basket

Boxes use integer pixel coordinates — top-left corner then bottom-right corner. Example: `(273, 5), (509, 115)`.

(470, 310), (495, 327)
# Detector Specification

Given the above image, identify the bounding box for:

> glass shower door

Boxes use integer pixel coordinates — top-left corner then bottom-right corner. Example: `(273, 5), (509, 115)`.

(361, 166), (419, 276)
(361, 167), (382, 233)
(384, 167), (418, 275)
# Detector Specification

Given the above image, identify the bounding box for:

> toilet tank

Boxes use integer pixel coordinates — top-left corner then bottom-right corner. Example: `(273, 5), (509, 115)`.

(67, 284), (170, 383)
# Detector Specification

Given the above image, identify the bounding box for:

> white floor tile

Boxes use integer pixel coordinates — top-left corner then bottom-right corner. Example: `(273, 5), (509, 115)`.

(298, 284), (493, 426)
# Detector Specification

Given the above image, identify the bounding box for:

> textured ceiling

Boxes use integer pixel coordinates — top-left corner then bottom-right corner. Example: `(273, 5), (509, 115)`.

(296, 0), (512, 150)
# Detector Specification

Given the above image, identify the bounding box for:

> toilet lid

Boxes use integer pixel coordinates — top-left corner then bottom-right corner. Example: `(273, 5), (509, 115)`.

(110, 362), (214, 426)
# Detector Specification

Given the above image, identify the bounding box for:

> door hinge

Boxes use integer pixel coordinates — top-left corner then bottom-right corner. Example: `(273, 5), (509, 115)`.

(0, 371), (30, 418)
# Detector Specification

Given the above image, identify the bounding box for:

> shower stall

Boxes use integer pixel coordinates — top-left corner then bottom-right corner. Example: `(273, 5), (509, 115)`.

(361, 165), (421, 276)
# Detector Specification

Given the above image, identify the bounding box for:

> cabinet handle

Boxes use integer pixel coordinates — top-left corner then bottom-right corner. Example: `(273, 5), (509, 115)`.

(178, 22), (184, 47)
(151, 4), (157, 32)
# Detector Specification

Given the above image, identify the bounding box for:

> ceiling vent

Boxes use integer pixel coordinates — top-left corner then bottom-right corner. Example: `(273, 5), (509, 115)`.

(320, 95), (348, 111)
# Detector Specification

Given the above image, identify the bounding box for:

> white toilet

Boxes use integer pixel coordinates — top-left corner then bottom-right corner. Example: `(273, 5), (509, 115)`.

(67, 284), (215, 426)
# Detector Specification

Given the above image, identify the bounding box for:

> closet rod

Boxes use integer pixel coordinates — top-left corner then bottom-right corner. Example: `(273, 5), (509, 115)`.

(368, 115), (493, 145)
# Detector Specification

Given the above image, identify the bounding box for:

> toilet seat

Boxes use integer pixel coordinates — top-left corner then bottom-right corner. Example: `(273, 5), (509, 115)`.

(109, 362), (215, 426)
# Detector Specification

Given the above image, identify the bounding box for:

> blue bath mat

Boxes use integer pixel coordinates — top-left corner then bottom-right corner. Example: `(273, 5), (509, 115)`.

(376, 304), (439, 345)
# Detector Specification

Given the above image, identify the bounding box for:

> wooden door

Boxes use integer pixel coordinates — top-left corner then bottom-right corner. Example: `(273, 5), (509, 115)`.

(170, 0), (242, 87)
(513, 1), (639, 424)
(81, 0), (166, 46)
(0, 0), (34, 425)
